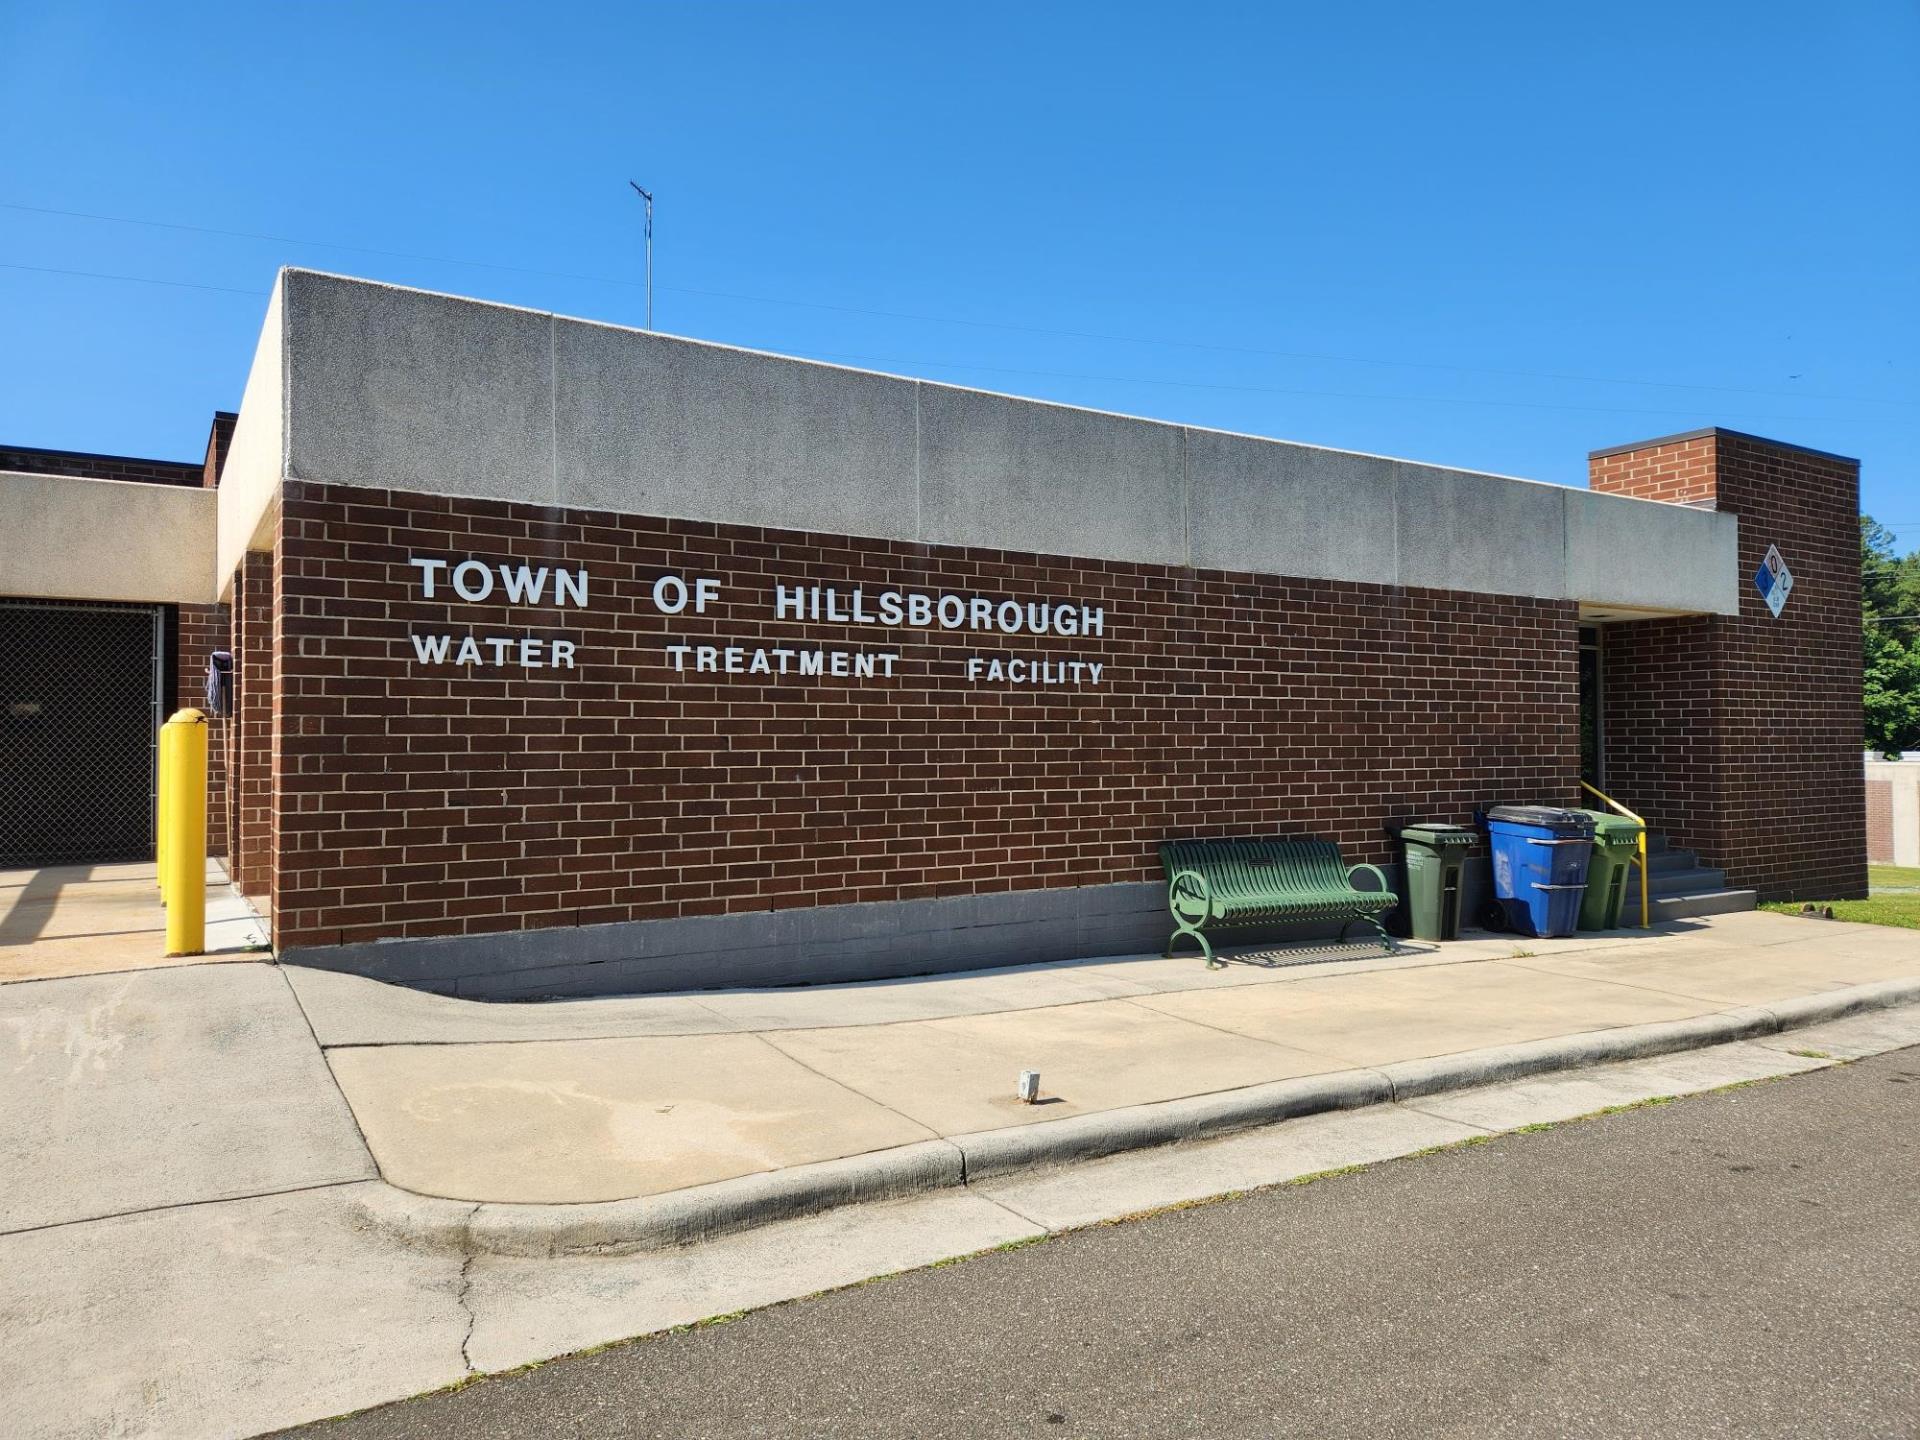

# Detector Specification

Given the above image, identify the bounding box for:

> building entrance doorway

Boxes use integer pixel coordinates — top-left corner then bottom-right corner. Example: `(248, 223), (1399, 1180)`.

(1579, 624), (1603, 787)
(0, 599), (165, 867)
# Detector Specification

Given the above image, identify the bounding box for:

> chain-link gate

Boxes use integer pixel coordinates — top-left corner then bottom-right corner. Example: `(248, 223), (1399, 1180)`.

(0, 599), (164, 867)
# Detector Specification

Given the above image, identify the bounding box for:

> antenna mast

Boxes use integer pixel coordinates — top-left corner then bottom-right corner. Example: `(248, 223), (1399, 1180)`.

(628, 181), (654, 330)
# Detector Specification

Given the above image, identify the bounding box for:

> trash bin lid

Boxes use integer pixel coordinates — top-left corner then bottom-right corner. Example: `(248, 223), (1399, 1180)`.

(1575, 809), (1645, 842)
(1397, 823), (1479, 847)
(1486, 804), (1595, 835)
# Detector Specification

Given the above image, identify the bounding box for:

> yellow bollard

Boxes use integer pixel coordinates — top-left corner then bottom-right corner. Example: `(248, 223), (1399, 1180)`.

(161, 708), (208, 957)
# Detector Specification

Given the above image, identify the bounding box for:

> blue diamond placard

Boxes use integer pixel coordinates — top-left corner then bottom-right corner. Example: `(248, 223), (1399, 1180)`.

(1756, 544), (1792, 618)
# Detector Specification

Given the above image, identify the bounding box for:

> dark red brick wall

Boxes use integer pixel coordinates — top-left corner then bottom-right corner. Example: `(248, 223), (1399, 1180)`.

(1590, 434), (1717, 507)
(202, 412), (237, 489)
(0, 445), (202, 488)
(1593, 430), (1865, 900)
(268, 479), (1582, 951)
(0, 420), (234, 490)
(1711, 433), (1866, 897)
(175, 602), (229, 858)
(1595, 614), (1718, 855)
(230, 553), (275, 899)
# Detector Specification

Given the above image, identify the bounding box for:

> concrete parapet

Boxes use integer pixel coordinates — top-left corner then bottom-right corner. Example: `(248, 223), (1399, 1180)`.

(254, 269), (1740, 616)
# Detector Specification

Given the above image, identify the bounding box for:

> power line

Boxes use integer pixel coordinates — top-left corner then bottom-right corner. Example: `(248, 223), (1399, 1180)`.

(4, 198), (1912, 411)
(0, 260), (262, 297)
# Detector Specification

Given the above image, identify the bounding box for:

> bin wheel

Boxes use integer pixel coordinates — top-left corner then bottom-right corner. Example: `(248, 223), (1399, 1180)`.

(1479, 901), (1511, 933)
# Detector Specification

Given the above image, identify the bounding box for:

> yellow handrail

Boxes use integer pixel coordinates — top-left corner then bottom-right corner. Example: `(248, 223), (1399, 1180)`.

(1579, 780), (1649, 928)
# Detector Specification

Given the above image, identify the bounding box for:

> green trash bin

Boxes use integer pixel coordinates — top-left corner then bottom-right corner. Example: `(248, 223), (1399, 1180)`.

(1577, 809), (1644, 929)
(1394, 824), (1479, 941)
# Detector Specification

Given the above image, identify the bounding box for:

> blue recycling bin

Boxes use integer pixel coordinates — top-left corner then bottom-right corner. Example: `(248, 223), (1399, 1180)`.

(1483, 805), (1595, 937)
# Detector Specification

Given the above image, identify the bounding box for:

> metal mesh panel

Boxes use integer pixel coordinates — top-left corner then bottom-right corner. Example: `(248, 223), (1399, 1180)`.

(0, 599), (163, 867)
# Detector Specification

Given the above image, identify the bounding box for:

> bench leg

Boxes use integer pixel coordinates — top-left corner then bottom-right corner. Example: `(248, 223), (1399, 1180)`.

(1339, 915), (1397, 954)
(1166, 923), (1218, 968)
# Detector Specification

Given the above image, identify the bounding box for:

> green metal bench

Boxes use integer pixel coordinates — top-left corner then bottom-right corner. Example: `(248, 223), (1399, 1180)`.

(1159, 837), (1399, 967)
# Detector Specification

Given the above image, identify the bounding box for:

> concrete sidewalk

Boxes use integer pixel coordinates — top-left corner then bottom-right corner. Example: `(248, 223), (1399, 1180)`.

(4, 889), (1920, 1438)
(0, 859), (268, 984)
(294, 911), (1920, 1212)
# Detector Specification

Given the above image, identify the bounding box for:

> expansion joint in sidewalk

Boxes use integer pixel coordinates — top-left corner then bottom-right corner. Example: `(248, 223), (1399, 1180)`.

(750, 1030), (943, 1141)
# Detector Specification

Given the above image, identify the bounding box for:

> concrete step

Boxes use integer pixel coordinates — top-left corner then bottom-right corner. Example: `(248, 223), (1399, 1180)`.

(1647, 847), (1701, 874)
(1647, 866), (1726, 896)
(1621, 887), (1758, 924)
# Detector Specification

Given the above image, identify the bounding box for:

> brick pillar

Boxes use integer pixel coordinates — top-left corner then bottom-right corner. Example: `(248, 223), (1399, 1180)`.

(234, 551), (275, 900)
(269, 522), (288, 940)
(224, 565), (249, 883)
(1589, 428), (1865, 900)
(175, 601), (230, 859)
(202, 410), (237, 489)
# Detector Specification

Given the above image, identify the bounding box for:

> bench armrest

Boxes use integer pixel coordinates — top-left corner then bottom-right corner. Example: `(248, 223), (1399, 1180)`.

(1167, 867), (1213, 902)
(1169, 869), (1213, 921)
(1346, 863), (1394, 896)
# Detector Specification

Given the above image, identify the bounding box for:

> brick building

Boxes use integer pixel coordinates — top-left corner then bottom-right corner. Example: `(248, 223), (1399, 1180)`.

(0, 270), (1866, 996)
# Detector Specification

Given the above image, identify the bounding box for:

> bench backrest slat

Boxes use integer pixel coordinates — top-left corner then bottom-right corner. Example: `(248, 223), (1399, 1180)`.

(1160, 836), (1353, 896)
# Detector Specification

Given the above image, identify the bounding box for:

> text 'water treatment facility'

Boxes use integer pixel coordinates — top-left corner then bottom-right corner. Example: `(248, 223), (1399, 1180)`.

(1, 269), (1865, 996)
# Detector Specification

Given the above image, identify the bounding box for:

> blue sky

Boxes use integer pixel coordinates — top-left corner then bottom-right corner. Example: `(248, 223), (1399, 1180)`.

(2, 2), (1915, 528)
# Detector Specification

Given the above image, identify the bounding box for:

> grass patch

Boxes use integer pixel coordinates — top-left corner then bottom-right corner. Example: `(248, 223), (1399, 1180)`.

(667, 1308), (751, 1335)
(1760, 891), (1920, 929)
(1589, 1095), (1678, 1116)
(1759, 863), (1920, 925)
(1407, 1134), (1497, 1159)
(1788, 1048), (1833, 1060)
(1285, 1163), (1367, 1186)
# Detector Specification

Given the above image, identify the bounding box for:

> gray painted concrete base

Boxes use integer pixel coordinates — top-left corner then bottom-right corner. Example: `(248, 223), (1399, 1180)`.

(351, 975), (1920, 1259)
(277, 861), (1489, 1000)
(286, 882), (1170, 998)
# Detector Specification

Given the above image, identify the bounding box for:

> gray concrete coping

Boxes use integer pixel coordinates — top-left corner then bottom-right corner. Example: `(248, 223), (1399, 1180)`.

(348, 976), (1920, 1259)
(254, 269), (1741, 616)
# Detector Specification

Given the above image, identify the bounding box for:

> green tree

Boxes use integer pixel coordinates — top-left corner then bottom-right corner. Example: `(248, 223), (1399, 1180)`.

(1861, 515), (1920, 756)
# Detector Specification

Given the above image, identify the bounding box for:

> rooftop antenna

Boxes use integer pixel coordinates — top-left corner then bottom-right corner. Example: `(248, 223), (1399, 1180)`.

(628, 181), (654, 330)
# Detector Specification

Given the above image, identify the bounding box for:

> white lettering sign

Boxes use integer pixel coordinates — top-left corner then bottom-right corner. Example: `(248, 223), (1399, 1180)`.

(409, 556), (592, 607)
(966, 656), (1104, 687)
(664, 644), (899, 679)
(406, 554), (588, 671)
(403, 558), (1108, 688)
(769, 584), (1102, 638)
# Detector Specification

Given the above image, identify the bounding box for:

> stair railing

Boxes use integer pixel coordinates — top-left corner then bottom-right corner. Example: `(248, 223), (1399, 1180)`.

(1580, 780), (1650, 929)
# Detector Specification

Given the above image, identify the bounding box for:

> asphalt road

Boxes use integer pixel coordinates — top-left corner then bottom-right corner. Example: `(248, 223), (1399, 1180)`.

(285, 1050), (1920, 1440)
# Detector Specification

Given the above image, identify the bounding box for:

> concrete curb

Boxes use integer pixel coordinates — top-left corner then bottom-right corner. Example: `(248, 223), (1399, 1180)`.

(348, 1139), (964, 1259)
(1376, 1007), (1781, 1100)
(952, 1068), (1392, 1181)
(352, 978), (1920, 1259)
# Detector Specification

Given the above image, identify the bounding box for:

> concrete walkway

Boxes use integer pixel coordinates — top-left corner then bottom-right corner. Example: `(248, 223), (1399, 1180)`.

(291, 911), (1920, 1206)
(4, 873), (1920, 1438)
(0, 859), (268, 984)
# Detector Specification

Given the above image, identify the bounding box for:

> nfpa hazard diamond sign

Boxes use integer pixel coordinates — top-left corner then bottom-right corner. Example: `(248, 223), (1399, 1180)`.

(1753, 544), (1793, 618)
